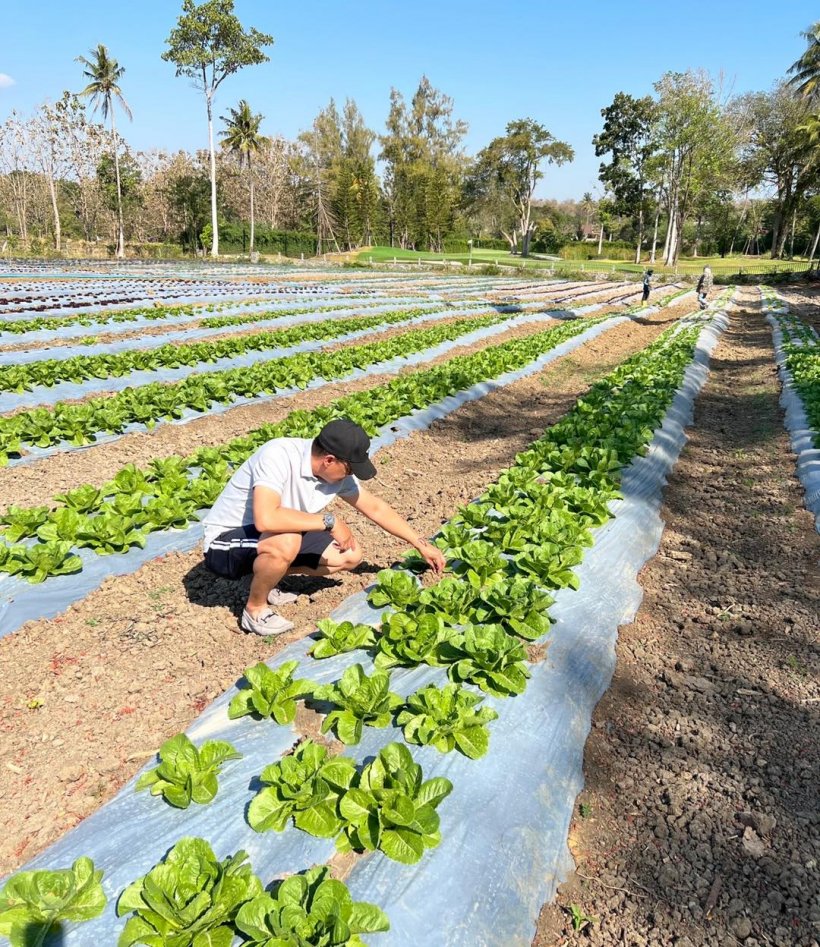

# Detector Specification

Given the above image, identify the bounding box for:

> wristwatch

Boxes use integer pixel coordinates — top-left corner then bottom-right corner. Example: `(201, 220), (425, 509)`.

(322, 512), (336, 531)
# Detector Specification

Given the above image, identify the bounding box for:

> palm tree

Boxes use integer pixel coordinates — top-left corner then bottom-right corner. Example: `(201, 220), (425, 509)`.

(789, 22), (820, 102)
(220, 100), (270, 254)
(76, 44), (131, 258)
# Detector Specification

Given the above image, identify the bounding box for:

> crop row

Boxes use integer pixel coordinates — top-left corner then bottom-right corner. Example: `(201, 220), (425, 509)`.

(0, 311), (509, 464)
(0, 306), (717, 945)
(762, 290), (820, 447)
(0, 294), (400, 336)
(0, 316), (611, 580)
(0, 306), (459, 393)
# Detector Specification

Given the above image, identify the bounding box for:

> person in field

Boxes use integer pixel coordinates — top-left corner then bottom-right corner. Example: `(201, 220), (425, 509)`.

(202, 418), (445, 636)
(696, 265), (713, 309)
(641, 268), (653, 305)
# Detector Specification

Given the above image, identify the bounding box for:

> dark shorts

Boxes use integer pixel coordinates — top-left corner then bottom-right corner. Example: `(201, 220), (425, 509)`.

(204, 525), (335, 580)
(642, 286), (650, 300)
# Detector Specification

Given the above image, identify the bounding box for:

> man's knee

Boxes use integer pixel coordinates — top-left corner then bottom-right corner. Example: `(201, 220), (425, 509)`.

(338, 545), (364, 570)
(257, 532), (301, 566)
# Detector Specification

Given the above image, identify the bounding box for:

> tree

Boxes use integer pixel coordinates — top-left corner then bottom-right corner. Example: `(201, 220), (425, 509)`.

(788, 21), (820, 102)
(469, 118), (573, 257)
(380, 77), (467, 251)
(219, 99), (269, 253)
(734, 84), (817, 258)
(97, 150), (143, 242)
(76, 44), (132, 258)
(653, 71), (735, 265)
(162, 0), (273, 258)
(593, 92), (658, 263)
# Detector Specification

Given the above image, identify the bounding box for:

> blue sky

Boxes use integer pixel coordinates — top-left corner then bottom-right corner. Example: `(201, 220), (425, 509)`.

(1, 0), (817, 199)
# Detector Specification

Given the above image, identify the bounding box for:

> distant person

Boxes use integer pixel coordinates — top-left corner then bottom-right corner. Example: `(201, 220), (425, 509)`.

(641, 268), (653, 305)
(696, 266), (713, 309)
(202, 418), (445, 636)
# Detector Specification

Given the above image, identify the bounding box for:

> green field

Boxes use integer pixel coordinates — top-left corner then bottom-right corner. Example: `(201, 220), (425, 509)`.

(354, 246), (812, 278)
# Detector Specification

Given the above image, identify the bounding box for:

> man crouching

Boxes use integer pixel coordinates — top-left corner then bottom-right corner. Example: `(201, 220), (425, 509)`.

(202, 418), (445, 636)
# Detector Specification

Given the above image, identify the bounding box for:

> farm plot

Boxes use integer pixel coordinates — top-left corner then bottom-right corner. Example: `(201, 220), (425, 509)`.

(4, 266), (720, 942)
(760, 287), (820, 529)
(0, 289), (733, 946)
(0, 282), (667, 470)
(0, 291), (696, 634)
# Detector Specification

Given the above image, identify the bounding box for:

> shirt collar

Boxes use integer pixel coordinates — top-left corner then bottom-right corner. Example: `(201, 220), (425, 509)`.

(301, 441), (317, 480)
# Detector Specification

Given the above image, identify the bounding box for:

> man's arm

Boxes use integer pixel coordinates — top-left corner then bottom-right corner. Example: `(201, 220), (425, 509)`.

(342, 486), (445, 574)
(253, 487), (356, 550)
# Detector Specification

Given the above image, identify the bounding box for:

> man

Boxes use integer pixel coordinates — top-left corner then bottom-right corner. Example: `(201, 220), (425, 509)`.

(641, 268), (653, 305)
(202, 418), (445, 635)
(696, 265), (713, 310)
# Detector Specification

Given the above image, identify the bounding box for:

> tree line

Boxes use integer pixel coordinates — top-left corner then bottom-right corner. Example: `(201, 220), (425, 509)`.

(3, 0), (820, 262)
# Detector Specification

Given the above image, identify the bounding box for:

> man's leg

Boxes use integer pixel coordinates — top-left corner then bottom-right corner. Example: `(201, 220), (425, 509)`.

(247, 532), (302, 617)
(286, 530), (364, 578)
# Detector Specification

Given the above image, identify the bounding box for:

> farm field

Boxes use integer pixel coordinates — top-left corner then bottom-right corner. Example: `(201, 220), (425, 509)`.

(0, 264), (818, 947)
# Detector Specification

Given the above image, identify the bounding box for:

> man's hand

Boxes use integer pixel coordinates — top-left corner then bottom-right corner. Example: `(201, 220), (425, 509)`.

(415, 540), (445, 576)
(330, 517), (356, 552)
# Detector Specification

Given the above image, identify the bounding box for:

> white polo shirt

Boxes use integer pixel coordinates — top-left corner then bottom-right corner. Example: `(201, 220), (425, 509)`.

(202, 437), (360, 550)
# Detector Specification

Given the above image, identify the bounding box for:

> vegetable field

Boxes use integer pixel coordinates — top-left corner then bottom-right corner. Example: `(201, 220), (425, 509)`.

(0, 264), (817, 947)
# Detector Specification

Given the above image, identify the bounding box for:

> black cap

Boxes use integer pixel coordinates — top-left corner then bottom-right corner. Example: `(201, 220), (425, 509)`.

(315, 419), (376, 480)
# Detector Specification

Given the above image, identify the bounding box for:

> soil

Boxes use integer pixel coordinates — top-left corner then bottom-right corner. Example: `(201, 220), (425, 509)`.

(0, 303), (679, 875)
(533, 287), (820, 947)
(773, 286), (820, 333)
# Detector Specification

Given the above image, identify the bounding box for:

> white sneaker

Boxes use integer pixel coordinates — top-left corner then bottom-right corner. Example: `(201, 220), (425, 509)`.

(240, 608), (294, 636)
(267, 587), (298, 607)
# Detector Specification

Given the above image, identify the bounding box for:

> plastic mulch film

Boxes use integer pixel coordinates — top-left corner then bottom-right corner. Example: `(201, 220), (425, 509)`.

(2, 300), (627, 469)
(10, 306), (730, 946)
(0, 304), (520, 414)
(0, 312), (631, 636)
(0, 296), (433, 354)
(762, 290), (820, 532)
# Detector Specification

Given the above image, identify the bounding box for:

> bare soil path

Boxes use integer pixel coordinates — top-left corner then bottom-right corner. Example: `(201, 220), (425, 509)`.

(534, 288), (820, 947)
(0, 306), (677, 875)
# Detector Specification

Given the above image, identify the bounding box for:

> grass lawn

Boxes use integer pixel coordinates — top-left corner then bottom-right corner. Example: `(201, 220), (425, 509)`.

(354, 246), (811, 277)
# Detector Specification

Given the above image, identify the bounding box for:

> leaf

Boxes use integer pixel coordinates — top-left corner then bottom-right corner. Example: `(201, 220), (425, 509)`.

(380, 828), (425, 864)
(453, 726), (489, 759)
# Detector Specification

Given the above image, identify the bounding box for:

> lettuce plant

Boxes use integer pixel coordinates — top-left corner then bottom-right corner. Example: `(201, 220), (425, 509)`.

(374, 612), (451, 669)
(449, 539), (508, 588)
(0, 505), (50, 543)
(0, 541), (83, 583)
(397, 683), (498, 759)
(469, 575), (554, 639)
(367, 569), (421, 609)
(116, 837), (262, 947)
(308, 619), (377, 659)
(438, 624), (532, 697)
(337, 743), (452, 864)
(234, 866), (389, 947)
(312, 664), (403, 746)
(136, 733), (241, 809)
(248, 740), (356, 837)
(228, 660), (314, 723)
(0, 856), (106, 947)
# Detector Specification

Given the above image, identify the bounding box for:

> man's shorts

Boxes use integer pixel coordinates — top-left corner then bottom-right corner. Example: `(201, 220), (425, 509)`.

(204, 526), (335, 580)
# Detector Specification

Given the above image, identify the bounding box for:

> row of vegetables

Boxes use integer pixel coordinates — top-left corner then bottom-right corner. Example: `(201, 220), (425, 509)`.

(761, 288), (820, 446)
(0, 309), (504, 464)
(0, 299), (723, 945)
(0, 288), (687, 467)
(0, 314), (609, 581)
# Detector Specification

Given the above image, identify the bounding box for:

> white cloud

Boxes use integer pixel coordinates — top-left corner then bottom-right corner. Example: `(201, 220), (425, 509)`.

(0, 74), (16, 89)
